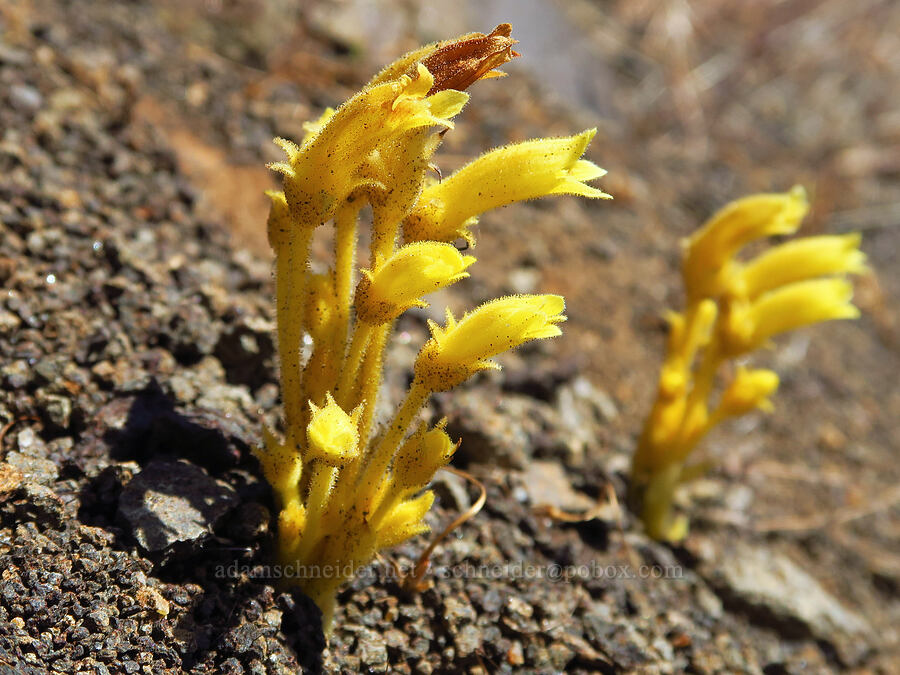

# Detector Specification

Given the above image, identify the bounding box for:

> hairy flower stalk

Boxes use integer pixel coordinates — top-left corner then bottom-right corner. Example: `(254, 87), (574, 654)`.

(631, 187), (865, 541)
(254, 25), (610, 628)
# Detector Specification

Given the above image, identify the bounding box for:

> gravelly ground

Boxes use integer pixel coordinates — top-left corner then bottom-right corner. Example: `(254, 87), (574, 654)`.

(1, 0), (898, 673)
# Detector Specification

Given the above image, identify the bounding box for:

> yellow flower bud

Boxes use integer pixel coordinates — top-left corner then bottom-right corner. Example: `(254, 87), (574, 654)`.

(682, 186), (809, 301)
(391, 64), (470, 132)
(375, 491), (435, 548)
(355, 242), (475, 324)
(306, 394), (361, 467)
(415, 294), (566, 391)
(403, 129), (610, 245)
(392, 423), (458, 492)
(738, 233), (867, 300)
(718, 367), (780, 416)
(264, 190), (292, 251)
(722, 278), (859, 355)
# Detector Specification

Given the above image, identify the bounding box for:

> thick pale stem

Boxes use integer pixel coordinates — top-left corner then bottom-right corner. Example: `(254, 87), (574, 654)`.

(640, 462), (687, 541)
(275, 231), (314, 444)
(357, 379), (429, 512)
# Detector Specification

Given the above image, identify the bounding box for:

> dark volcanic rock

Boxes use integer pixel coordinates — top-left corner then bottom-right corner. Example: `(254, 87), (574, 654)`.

(117, 459), (237, 556)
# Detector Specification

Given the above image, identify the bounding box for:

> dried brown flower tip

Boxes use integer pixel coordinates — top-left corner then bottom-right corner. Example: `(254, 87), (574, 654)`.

(421, 23), (519, 94)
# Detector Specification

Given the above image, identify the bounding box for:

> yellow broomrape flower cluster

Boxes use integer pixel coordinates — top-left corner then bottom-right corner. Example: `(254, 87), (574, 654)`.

(254, 24), (610, 627)
(631, 186), (866, 541)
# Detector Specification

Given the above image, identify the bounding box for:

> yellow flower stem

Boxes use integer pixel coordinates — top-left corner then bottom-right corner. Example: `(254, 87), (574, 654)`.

(275, 230), (314, 445)
(344, 200), (405, 431)
(275, 493), (306, 563)
(632, 416), (664, 482)
(357, 379), (429, 512)
(330, 197), (362, 382)
(634, 300), (710, 473)
(301, 332), (337, 409)
(335, 321), (376, 410)
(306, 583), (341, 635)
(370, 204), (402, 269)
(294, 463), (338, 565)
(674, 328), (721, 463)
(633, 301), (721, 539)
(680, 300), (716, 369)
(354, 323), (392, 441)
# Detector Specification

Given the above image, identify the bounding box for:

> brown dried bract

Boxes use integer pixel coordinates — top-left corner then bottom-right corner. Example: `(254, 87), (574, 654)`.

(421, 23), (519, 94)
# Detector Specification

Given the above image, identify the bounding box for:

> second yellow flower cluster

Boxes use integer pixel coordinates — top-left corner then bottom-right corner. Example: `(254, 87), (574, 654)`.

(631, 186), (865, 541)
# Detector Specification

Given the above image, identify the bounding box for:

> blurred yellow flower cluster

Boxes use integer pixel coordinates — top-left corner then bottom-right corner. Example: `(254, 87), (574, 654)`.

(631, 187), (865, 541)
(254, 24), (609, 627)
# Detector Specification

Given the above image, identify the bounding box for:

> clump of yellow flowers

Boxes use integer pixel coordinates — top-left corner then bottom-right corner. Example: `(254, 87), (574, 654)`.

(631, 186), (866, 541)
(254, 25), (610, 627)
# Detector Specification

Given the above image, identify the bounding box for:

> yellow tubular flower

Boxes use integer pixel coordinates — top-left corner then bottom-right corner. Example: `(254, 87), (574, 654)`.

(304, 394), (361, 525)
(367, 423), (458, 529)
(391, 64), (470, 131)
(682, 186), (809, 301)
(355, 242), (476, 324)
(415, 294), (566, 391)
(270, 64), (468, 226)
(375, 491), (435, 548)
(717, 367), (780, 417)
(723, 278), (859, 355)
(738, 233), (867, 300)
(403, 130), (610, 245)
(391, 423), (458, 493)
